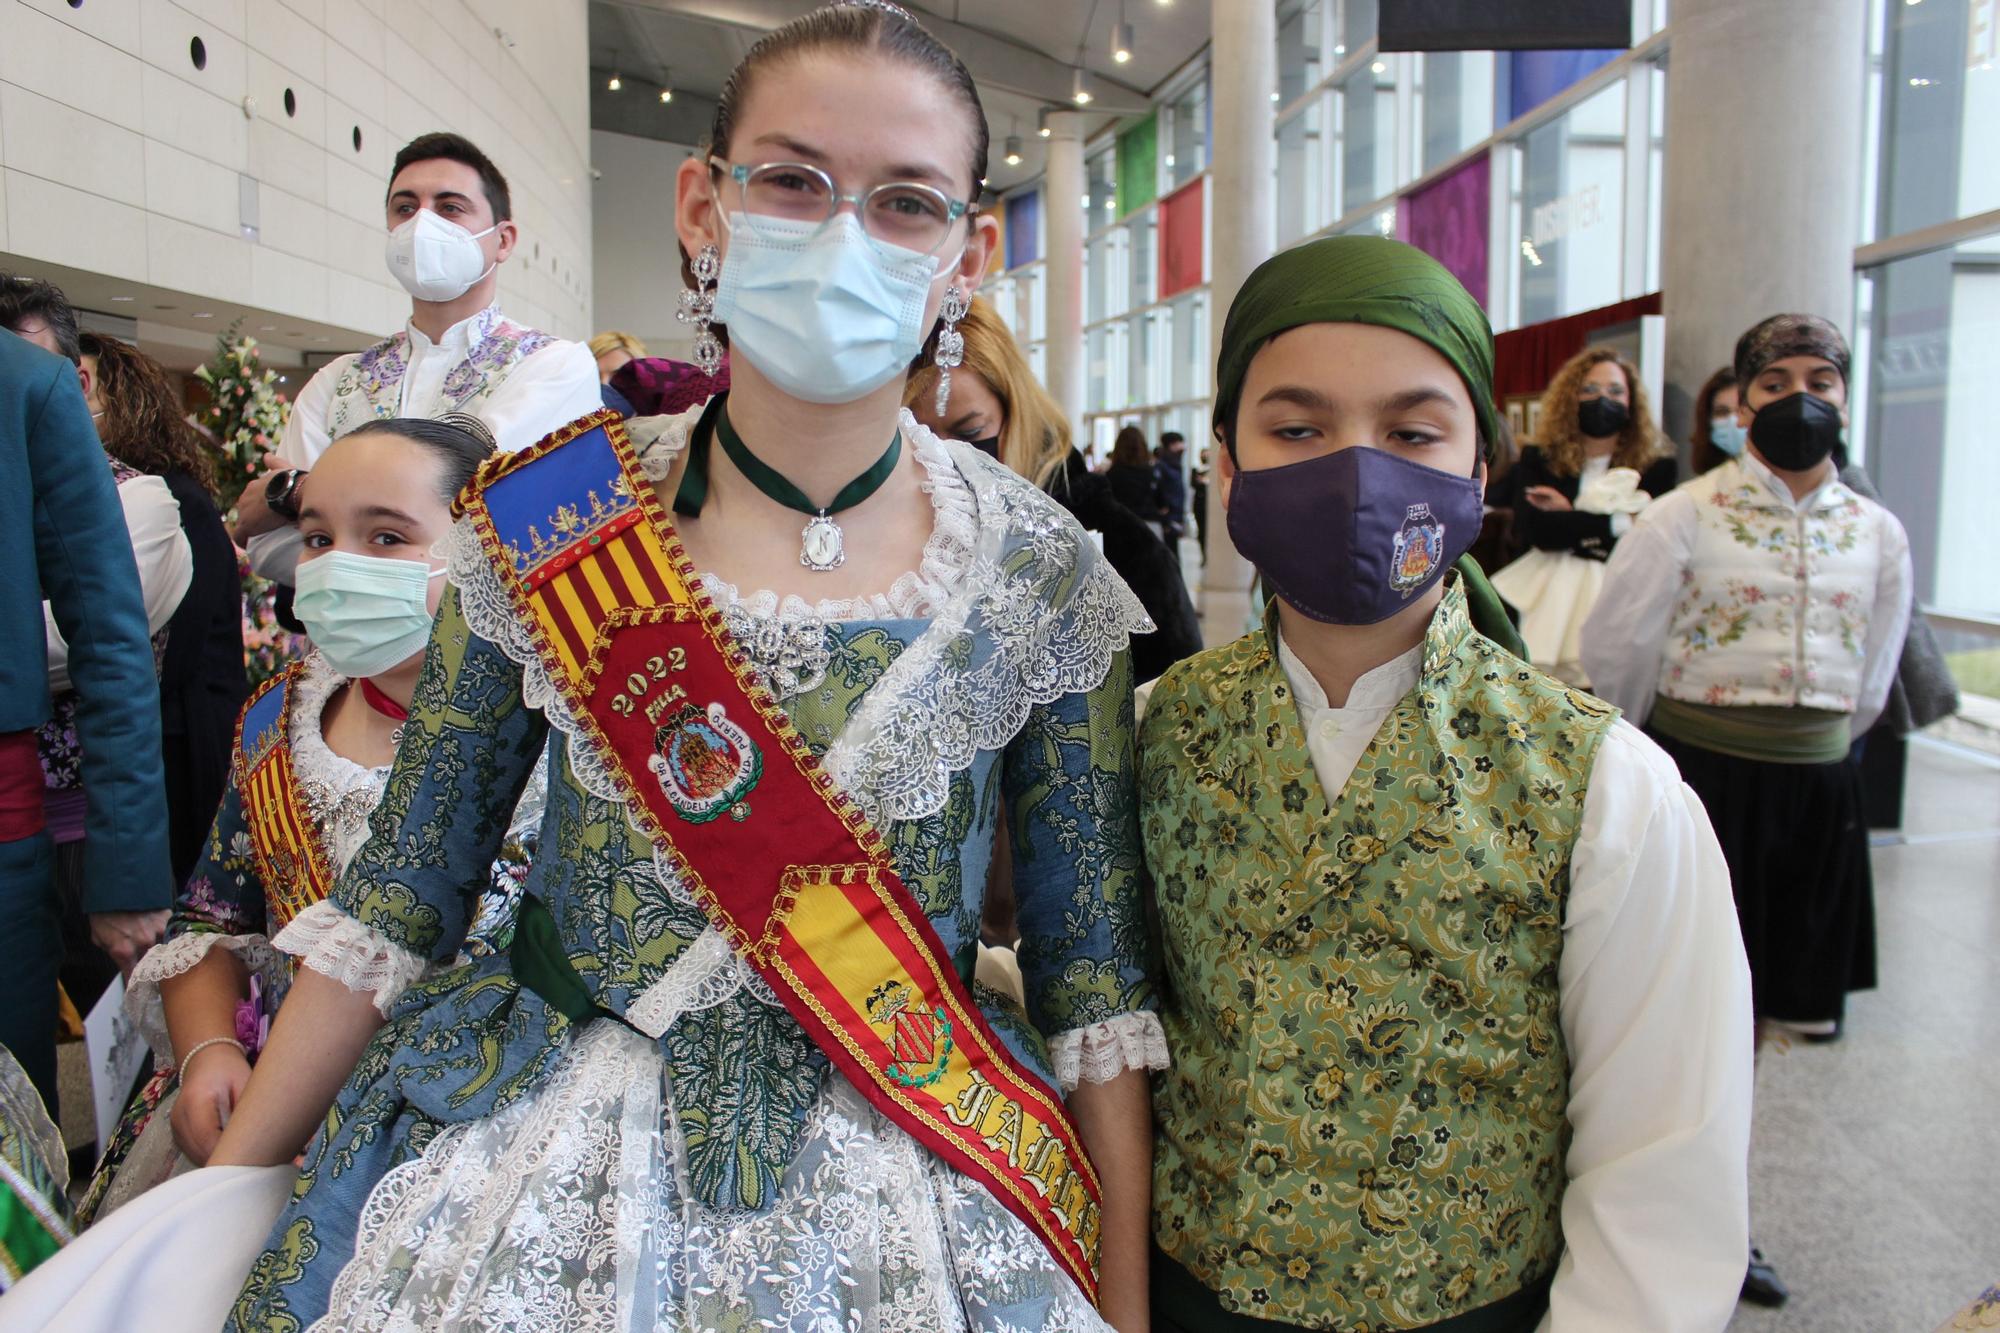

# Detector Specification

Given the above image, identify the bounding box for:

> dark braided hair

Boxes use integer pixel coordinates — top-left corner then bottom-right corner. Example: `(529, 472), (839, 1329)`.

(345, 414), (497, 505)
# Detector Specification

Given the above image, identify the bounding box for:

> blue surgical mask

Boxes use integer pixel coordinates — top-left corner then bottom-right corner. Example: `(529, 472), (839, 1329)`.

(1709, 417), (1748, 457)
(292, 550), (443, 679)
(711, 212), (951, 404)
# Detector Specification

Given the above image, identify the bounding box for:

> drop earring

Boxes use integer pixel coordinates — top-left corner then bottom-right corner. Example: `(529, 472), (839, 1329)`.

(933, 283), (968, 416)
(679, 243), (722, 376)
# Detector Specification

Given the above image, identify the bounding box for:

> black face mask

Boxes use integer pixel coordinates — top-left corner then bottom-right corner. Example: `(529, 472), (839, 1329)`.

(967, 434), (1002, 460)
(1576, 397), (1630, 439)
(1749, 392), (1842, 472)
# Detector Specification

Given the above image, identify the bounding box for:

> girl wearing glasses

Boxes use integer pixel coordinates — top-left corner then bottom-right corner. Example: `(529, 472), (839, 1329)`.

(0, 5), (1161, 1332)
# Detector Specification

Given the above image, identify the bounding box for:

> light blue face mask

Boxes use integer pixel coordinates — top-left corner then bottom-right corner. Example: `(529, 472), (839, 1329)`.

(292, 550), (444, 679)
(1709, 417), (1749, 457)
(711, 212), (953, 404)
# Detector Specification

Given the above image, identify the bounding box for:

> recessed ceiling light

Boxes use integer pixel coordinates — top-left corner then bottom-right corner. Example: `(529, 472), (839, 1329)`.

(260, 325), (276, 332)
(1372, 60), (1388, 74)
(154, 304), (177, 311)
(192, 312), (214, 319)
(110, 295), (134, 302)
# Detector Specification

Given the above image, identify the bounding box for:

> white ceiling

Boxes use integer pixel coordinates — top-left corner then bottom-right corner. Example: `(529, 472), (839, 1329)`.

(588, 0), (1215, 193)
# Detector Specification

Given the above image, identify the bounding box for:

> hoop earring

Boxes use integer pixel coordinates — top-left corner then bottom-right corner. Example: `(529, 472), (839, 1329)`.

(679, 243), (723, 376)
(933, 283), (969, 416)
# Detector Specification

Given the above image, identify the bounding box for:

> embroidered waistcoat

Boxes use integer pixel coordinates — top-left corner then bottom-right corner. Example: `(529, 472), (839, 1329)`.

(1661, 459), (1883, 714)
(323, 305), (553, 442)
(1142, 581), (1616, 1330)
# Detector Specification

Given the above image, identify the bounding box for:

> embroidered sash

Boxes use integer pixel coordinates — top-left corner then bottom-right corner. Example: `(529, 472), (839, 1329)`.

(231, 666), (335, 934)
(458, 410), (1104, 1302)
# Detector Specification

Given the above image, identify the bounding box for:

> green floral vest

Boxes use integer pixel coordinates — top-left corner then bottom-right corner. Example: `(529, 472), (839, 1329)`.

(1141, 580), (1617, 1330)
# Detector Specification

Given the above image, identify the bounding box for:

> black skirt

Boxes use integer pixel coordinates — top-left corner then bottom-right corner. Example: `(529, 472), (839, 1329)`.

(1650, 732), (1876, 1023)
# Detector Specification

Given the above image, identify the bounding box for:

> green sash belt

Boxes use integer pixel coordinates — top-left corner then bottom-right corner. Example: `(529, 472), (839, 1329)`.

(510, 895), (634, 1030)
(1649, 695), (1851, 765)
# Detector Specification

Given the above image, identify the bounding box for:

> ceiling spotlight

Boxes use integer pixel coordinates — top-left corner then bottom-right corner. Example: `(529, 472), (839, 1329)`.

(1371, 59), (1388, 74)
(1004, 134), (1023, 166)
(1040, 123), (1053, 138)
(659, 87), (673, 103)
(607, 73), (622, 91)
(1112, 21), (1134, 64)
(1072, 67), (1094, 105)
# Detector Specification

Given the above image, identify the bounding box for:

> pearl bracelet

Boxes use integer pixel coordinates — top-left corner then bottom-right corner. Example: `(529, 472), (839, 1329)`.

(177, 1035), (248, 1085)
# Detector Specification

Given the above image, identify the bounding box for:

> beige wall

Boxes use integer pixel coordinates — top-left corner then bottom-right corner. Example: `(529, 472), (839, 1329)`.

(0, 0), (593, 353)
(589, 128), (695, 364)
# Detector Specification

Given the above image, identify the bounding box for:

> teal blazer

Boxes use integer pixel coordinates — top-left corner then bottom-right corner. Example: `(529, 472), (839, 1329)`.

(0, 330), (172, 911)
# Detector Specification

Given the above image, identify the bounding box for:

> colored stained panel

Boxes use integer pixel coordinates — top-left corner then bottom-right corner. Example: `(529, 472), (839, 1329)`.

(1397, 152), (1490, 308)
(1005, 189), (1041, 269)
(1508, 49), (1621, 121)
(1116, 113), (1159, 218)
(1158, 177), (1204, 299)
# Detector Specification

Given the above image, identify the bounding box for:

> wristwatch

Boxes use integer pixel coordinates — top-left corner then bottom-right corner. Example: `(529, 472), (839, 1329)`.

(264, 468), (307, 521)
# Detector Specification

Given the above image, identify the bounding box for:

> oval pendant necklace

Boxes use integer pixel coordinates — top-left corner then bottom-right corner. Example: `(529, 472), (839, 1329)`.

(674, 396), (901, 573)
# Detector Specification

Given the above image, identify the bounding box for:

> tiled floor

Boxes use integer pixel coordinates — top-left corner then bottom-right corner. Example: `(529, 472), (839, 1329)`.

(1729, 737), (2000, 1332)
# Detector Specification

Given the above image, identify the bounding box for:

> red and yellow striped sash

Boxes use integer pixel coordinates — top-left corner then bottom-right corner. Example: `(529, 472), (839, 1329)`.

(459, 410), (1104, 1302)
(231, 666), (335, 934)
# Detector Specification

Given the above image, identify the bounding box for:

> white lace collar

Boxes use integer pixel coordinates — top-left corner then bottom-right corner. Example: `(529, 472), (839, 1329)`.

(627, 408), (978, 624)
(287, 651), (391, 871)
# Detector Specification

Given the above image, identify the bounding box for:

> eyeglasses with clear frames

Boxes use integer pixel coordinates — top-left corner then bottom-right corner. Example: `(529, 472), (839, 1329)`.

(709, 157), (976, 261)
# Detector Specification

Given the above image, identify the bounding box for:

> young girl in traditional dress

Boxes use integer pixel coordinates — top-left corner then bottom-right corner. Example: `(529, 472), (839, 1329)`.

(66, 414), (535, 1226)
(3, 5), (1163, 1331)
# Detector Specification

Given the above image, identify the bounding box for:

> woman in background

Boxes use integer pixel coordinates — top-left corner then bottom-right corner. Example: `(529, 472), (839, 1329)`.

(1493, 345), (1676, 684)
(79, 334), (248, 887)
(908, 298), (1201, 683)
(1104, 425), (1162, 522)
(1691, 366), (1744, 475)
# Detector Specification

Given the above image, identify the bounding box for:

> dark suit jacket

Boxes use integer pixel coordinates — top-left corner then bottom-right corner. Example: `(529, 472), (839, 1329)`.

(1510, 445), (1679, 563)
(1049, 452), (1202, 682)
(0, 331), (172, 911)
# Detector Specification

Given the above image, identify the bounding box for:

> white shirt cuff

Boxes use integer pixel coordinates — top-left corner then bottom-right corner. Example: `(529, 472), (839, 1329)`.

(272, 901), (434, 1016)
(1046, 1011), (1169, 1092)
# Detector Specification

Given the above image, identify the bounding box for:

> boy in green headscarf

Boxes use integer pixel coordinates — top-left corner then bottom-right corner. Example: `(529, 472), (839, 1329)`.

(1142, 237), (1754, 1332)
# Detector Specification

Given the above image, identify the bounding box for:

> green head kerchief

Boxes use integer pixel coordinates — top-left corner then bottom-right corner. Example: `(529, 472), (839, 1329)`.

(1212, 235), (1500, 456)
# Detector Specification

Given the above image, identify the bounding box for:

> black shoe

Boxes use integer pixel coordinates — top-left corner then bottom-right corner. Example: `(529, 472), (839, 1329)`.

(1742, 1247), (1789, 1307)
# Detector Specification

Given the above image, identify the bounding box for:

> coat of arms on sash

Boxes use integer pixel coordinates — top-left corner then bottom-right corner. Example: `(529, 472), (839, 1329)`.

(648, 701), (762, 823)
(1390, 502), (1447, 595)
(867, 981), (954, 1088)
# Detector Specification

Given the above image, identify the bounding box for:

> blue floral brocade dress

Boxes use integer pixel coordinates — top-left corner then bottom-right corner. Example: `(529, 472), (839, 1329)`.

(230, 418), (1165, 1332)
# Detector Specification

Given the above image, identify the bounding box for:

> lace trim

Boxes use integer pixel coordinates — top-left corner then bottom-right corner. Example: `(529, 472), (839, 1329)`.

(1046, 1011), (1170, 1093)
(272, 901), (433, 1016)
(286, 652), (392, 872)
(125, 932), (287, 1066)
(622, 927), (758, 1038)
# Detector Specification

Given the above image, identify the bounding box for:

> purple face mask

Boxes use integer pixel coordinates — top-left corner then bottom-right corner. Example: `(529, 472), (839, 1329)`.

(1226, 445), (1483, 625)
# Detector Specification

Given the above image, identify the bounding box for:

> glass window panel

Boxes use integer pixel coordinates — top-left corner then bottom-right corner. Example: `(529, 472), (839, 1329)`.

(1646, 62), (1665, 295)
(1874, 0), (2000, 238)
(1277, 0), (1327, 107)
(1340, 0), (1378, 53)
(1515, 80), (1626, 324)
(1086, 148), (1117, 233)
(1860, 233), (2000, 621)
(1129, 211), (1158, 310)
(1276, 96), (1327, 244)
(1421, 52), (1496, 174)
(1087, 325), (1111, 413)
(1339, 58), (1397, 215)
(1170, 290), (1208, 402)
(1166, 77), (1208, 186)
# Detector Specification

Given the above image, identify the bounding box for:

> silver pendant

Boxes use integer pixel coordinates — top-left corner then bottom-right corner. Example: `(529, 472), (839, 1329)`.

(800, 512), (845, 571)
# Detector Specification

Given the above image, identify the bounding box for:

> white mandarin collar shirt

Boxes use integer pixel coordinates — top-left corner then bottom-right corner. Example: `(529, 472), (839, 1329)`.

(250, 302), (600, 581)
(1273, 621), (1756, 1333)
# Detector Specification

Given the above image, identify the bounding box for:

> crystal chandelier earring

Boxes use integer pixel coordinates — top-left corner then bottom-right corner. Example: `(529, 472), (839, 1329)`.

(933, 283), (968, 415)
(679, 243), (722, 376)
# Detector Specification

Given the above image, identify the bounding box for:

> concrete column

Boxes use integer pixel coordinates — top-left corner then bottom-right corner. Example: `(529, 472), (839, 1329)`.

(1200, 0), (1280, 644)
(1660, 0), (1867, 455)
(1200, 0), (1276, 645)
(1043, 111), (1087, 438)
